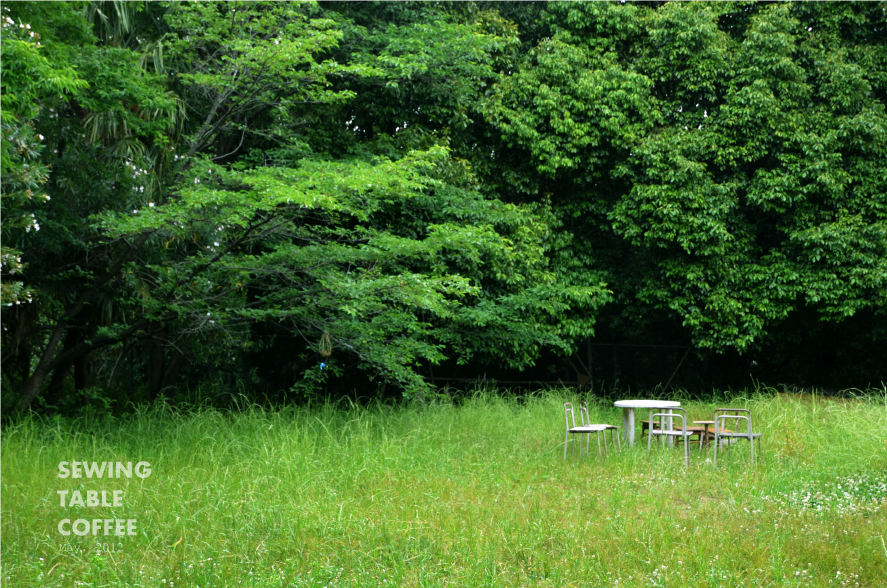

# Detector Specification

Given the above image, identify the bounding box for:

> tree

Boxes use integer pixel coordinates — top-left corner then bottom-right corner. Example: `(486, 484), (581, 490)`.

(2, 1), (182, 409)
(1, 7), (87, 305)
(484, 1), (887, 365)
(7, 1), (609, 411)
(92, 146), (607, 397)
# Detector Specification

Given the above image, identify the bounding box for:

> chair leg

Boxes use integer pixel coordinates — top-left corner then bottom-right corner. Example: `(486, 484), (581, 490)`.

(564, 431), (569, 459)
(597, 432), (603, 457)
(603, 430), (609, 456)
(749, 435), (754, 467)
(713, 432), (719, 465)
(615, 429), (622, 453)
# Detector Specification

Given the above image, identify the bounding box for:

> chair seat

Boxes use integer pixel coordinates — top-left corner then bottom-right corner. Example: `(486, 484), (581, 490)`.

(717, 431), (763, 439)
(569, 425), (611, 433)
(675, 426), (709, 442)
(651, 429), (694, 437)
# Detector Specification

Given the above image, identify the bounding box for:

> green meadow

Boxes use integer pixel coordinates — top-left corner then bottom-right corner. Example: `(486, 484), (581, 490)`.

(3, 389), (886, 588)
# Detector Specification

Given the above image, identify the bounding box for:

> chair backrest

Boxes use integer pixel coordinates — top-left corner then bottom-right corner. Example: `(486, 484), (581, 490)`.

(714, 408), (753, 435)
(564, 402), (577, 431)
(649, 407), (688, 432)
(579, 401), (591, 427)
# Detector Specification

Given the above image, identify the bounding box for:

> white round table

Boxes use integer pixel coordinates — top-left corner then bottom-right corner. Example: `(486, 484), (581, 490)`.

(614, 400), (681, 447)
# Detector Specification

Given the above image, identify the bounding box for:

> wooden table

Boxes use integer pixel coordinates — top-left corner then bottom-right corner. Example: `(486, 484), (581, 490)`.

(693, 420), (715, 446)
(693, 421), (734, 447)
(614, 400), (681, 447)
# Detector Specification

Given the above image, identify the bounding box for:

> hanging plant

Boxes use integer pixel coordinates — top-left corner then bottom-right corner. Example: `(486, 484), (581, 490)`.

(318, 330), (332, 357)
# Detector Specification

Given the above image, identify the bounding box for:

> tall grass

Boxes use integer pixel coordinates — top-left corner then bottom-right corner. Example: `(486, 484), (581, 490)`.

(2, 388), (886, 587)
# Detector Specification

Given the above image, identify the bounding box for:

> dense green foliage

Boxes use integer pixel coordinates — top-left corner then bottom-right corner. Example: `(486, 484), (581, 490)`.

(485, 2), (887, 353)
(1, 6), (88, 305)
(2, 1), (885, 411)
(489, 2), (887, 390)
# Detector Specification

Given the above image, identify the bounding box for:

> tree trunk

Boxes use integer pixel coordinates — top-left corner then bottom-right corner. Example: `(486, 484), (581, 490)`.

(17, 319), (69, 410)
(15, 341), (32, 390)
(74, 352), (95, 392)
(44, 330), (82, 408)
(45, 364), (72, 408)
(16, 233), (153, 411)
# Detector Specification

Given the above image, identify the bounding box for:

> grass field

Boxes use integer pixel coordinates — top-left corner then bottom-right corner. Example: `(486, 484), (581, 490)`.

(2, 389), (886, 587)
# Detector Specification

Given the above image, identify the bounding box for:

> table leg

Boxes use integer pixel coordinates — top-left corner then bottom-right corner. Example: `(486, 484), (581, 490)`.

(665, 409), (674, 447)
(622, 407), (635, 447)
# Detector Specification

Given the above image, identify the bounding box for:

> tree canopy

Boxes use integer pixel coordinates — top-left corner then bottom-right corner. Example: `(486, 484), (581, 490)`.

(2, 1), (885, 412)
(486, 1), (887, 351)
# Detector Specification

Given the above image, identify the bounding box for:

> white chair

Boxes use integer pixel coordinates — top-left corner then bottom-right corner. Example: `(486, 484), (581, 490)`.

(580, 401), (621, 455)
(563, 402), (620, 458)
(647, 407), (691, 466)
(713, 408), (763, 466)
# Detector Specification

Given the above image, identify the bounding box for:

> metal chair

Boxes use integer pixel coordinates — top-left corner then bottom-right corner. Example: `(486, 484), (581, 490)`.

(713, 408), (763, 466)
(580, 401), (621, 455)
(647, 407), (691, 466)
(563, 402), (620, 459)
